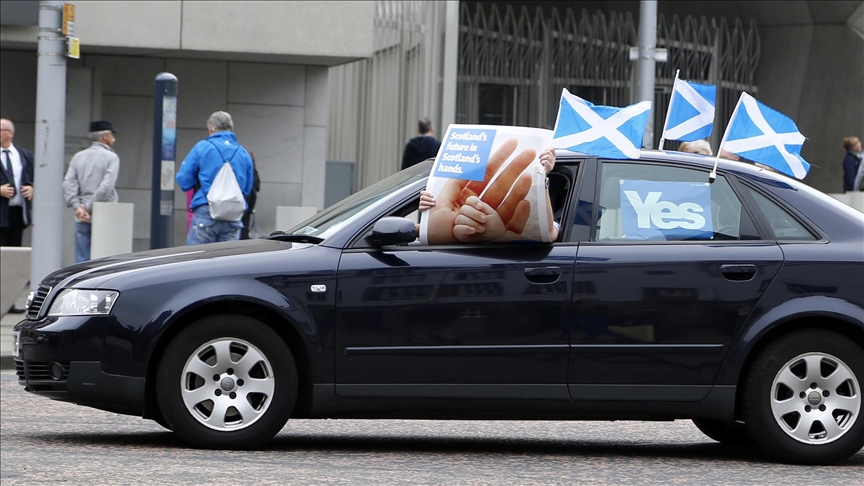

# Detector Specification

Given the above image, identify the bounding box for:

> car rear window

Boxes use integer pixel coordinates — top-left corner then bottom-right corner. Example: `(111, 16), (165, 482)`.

(740, 185), (817, 241)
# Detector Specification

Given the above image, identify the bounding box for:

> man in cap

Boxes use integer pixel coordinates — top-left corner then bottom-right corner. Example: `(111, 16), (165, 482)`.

(63, 120), (120, 262)
(0, 118), (35, 247)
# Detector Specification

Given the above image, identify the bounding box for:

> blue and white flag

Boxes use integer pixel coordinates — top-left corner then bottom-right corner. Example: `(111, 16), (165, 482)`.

(551, 88), (651, 159)
(660, 74), (716, 144)
(720, 92), (810, 179)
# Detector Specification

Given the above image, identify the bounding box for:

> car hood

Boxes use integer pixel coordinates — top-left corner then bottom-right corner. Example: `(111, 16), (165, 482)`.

(40, 239), (310, 290)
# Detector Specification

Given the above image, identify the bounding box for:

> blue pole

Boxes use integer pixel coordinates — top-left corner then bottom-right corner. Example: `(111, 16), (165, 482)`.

(151, 72), (178, 249)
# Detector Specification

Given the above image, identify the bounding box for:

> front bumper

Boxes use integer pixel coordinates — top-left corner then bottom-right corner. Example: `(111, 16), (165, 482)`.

(14, 316), (145, 416)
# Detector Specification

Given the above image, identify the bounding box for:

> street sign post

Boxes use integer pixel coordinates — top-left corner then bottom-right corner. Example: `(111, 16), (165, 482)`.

(150, 73), (178, 249)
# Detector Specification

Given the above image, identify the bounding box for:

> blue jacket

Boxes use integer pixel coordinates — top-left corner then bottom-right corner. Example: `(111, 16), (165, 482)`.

(176, 131), (255, 210)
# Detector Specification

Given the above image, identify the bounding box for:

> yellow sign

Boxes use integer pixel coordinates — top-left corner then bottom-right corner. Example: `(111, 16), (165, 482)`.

(62, 4), (75, 36)
(66, 37), (80, 59)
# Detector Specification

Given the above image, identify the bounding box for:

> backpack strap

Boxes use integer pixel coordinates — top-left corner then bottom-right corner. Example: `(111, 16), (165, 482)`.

(206, 139), (241, 164)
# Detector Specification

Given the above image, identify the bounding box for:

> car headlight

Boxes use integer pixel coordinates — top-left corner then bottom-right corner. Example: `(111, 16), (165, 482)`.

(47, 289), (119, 316)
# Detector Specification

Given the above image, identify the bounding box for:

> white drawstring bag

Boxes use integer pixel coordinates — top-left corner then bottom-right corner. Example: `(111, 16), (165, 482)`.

(207, 162), (246, 221)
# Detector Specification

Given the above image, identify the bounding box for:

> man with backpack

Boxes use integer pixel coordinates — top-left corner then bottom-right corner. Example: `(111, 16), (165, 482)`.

(176, 111), (255, 245)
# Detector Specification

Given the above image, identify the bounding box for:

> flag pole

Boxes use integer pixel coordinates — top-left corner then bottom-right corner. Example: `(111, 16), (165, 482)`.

(710, 91), (746, 182)
(658, 69), (679, 151)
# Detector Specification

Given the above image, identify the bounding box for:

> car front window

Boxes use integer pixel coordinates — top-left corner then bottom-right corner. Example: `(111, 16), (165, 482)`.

(288, 161), (431, 240)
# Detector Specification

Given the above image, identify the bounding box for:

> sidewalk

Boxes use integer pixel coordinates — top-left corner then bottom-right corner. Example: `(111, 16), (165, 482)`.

(0, 288), (28, 370)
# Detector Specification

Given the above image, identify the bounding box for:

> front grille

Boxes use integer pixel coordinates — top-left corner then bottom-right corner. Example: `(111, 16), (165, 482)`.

(26, 285), (52, 320)
(15, 360), (24, 382)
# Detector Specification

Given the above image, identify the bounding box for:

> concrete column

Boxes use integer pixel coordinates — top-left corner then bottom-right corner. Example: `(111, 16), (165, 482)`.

(440, 0), (459, 132)
(90, 202), (134, 259)
(30, 1), (67, 289)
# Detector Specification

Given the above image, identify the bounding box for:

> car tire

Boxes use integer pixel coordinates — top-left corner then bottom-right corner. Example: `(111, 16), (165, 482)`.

(742, 329), (864, 465)
(156, 314), (298, 449)
(153, 415), (173, 431)
(692, 419), (753, 446)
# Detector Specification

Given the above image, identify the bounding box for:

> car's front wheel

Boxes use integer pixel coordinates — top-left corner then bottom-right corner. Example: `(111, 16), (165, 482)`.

(156, 315), (298, 449)
(743, 329), (863, 464)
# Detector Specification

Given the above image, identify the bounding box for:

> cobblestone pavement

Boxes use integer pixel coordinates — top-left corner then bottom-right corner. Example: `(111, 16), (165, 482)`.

(1, 373), (861, 485)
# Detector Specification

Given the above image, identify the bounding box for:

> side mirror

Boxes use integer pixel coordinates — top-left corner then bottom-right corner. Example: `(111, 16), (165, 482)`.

(366, 217), (418, 246)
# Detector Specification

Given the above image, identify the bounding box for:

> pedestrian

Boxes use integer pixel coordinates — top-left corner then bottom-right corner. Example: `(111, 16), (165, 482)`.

(176, 111), (254, 245)
(678, 139), (712, 155)
(855, 153), (864, 192)
(0, 118), (35, 247)
(63, 120), (120, 263)
(240, 147), (260, 240)
(401, 117), (441, 170)
(841, 136), (862, 192)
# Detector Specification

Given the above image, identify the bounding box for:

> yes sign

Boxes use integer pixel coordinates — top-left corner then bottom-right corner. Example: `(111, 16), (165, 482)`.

(620, 180), (713, 240)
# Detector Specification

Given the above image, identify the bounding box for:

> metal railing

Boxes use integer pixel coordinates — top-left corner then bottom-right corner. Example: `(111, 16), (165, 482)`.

(458, 3), (760, 152)
(328, 2), (761, 191)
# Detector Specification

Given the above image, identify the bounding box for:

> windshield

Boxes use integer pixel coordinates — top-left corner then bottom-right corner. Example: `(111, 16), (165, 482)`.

(287, 161), (431, 239)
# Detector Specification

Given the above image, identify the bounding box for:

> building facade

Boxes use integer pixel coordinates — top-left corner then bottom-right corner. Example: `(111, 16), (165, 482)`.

(1, 0), (374, 265)
(2, 1), (862, 267)
(330, 0), (864, 196)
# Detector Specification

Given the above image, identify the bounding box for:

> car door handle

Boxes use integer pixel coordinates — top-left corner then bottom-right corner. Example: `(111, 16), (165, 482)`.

(720, 264), (757, 282)
(524, 266), (561, 284)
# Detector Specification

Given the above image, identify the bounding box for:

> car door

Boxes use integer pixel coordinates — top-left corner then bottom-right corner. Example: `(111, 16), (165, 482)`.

(568, 160), (783, 402)
(334, 169), (580, 400)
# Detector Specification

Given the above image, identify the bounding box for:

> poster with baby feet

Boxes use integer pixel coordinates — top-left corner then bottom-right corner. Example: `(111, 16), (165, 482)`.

(421, 124), (555, 245)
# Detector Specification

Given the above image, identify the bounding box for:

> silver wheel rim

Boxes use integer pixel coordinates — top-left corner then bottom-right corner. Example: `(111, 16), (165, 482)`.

(180, 338), (275, 432)
(770, 352), (860, 445)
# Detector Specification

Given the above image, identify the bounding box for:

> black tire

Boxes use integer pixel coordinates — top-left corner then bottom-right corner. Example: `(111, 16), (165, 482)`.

(692, 418), (753, 446)
(153, 415), (172, 431)
(743, 329), (864, 465)
(156, 315), (298, 449)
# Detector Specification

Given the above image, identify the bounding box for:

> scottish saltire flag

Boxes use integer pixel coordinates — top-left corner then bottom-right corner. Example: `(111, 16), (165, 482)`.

(660, 74), (716, 144)
(551, 88), (651, 159)
(721, 92), (810, 179)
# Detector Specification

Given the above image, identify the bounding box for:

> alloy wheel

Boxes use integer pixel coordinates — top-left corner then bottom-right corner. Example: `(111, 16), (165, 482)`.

(769, 352), (860, 444)
(180, 338), (275, 431)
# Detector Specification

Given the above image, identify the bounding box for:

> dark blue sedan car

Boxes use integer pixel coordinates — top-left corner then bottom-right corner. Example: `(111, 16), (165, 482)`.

(13, 151), (864, 464)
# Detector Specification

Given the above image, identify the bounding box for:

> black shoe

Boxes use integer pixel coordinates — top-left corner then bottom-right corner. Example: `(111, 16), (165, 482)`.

(7, 306), (26, 314)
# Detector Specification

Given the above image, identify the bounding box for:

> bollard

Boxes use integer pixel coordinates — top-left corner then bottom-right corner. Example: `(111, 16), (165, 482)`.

(275, 206), (318, 233)
(91, 202), (135, 259)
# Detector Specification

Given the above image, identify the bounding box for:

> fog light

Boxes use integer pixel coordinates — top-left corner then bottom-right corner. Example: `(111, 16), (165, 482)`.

(49, 362), (64, 381)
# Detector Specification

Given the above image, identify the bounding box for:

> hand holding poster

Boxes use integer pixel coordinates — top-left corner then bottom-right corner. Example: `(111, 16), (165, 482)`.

(420, 125), (554, 245)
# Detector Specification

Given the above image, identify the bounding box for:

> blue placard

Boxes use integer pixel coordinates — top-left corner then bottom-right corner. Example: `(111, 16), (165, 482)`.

(433, 128), (496, 181)
(620, 180), (713, 240)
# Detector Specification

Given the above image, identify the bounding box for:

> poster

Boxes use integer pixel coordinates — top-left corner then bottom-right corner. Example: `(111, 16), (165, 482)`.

(420, 125), (554, 245)
(620, 180), (713, 240)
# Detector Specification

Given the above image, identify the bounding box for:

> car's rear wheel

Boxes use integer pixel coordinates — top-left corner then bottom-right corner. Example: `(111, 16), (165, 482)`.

(743, 329), (864, 464)
(156, 314), (297, 449)
(692, 418), (753, 445)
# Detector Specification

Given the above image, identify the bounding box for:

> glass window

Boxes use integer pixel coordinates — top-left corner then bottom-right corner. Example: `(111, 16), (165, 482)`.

(289, 161), (430, 240)
(595, 162), (760, 242)
(741, 185), (817, 241)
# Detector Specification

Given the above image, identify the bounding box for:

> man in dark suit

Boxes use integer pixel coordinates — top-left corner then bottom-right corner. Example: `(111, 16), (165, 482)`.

(1, 118), (35, 247)
(401, 117), (441, 170)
